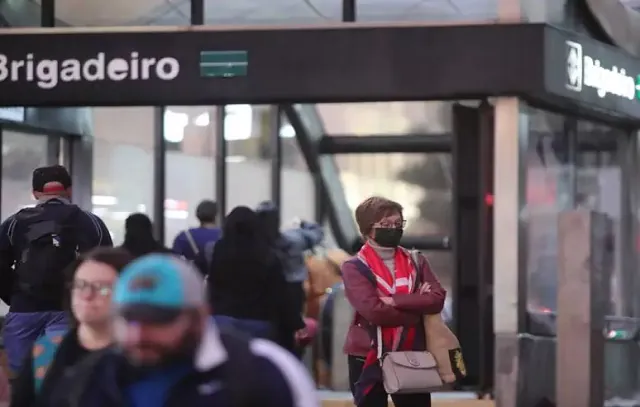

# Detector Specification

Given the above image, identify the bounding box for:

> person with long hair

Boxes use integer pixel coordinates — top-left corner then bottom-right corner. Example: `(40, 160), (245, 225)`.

(120, 213), (170, 258)
(207, 206), (304, 351)
(10, 247), (134, 407)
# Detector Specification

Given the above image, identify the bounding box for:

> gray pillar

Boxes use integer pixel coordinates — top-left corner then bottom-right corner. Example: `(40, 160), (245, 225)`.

(492, 98), (527, 407)
(556, 210), (610, 407)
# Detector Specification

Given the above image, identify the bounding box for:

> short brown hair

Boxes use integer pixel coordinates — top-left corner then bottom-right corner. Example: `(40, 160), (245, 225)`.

(354, 196), (403, 236)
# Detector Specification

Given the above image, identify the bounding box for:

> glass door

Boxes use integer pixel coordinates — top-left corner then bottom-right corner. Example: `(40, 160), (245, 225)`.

(451, 102), (494, 392)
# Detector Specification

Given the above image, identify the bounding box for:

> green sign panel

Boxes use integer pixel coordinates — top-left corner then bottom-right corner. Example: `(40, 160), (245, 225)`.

(199, 50), (248, 78)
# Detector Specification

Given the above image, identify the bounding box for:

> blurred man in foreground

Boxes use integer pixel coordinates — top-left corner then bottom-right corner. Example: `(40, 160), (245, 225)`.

(47, 254), (318, 407)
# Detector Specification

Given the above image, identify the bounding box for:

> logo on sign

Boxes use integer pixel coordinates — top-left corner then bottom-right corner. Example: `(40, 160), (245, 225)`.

(566, 41), (583, 92)
(564, 40), (640, 101)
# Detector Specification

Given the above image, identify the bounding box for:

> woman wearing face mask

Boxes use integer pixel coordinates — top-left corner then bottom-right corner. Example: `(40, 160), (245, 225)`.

(342, 196), (446, 407)
(11, 247), (134, 407)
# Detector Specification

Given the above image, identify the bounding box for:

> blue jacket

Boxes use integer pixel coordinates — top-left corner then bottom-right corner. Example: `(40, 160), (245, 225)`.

(278, 222), (324, 283)
(44, 323), (319, 407)
(172, 227), (222, 262)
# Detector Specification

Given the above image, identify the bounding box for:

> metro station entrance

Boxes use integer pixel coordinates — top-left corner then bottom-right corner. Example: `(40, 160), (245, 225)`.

(0, 22), (640, 407)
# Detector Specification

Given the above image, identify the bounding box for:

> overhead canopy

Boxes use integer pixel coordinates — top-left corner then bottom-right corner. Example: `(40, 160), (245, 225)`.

(0, 23), (638, 122)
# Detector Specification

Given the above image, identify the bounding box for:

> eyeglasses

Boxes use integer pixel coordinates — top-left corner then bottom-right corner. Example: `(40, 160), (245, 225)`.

(71, 279), (113, 297)
(373, 220), (406, 229)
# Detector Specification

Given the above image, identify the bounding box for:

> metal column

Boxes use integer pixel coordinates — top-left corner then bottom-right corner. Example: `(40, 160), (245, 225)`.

(270, 106), (282, 213)
(342, 0), (356, 22)
(451, 103), (494, 391)
(319, 134), (451, 154)
(153, 107), (166, 242)
(190, 0), (204, 25)
(154, 0), (204, 241)
(40, 0), (55, 27)
(314, 176), (326, 224)
(215, 107), (227, 225)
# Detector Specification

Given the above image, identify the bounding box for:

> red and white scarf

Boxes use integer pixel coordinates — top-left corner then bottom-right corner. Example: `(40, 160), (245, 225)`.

(358, 242), (418, 358)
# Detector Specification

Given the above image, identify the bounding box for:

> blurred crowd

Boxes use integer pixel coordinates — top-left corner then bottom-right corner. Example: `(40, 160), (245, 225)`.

(0, 165), (448, 407)
(0, 164), (338, 407)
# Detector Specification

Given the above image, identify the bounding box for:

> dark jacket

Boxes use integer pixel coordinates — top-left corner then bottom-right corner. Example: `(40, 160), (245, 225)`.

(341, 248), (446, 357)
(12, 328), (90, 407)
(118, 243), (172, 259)
(0, 198), (112, 311)
(44, 323), (318, 407)
(208, 242), (304, 332)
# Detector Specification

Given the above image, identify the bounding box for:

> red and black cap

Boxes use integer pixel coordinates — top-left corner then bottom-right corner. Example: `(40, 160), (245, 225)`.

(32, 165), (72, 194)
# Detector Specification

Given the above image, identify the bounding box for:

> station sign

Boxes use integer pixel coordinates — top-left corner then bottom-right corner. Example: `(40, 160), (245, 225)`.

(0, 24), (638, 124)
(545, 28), (640, 119)
(0, 24), (547, 108)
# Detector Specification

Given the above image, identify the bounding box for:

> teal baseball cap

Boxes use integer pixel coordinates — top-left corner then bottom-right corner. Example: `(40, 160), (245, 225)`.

(112, 254), (206, 324)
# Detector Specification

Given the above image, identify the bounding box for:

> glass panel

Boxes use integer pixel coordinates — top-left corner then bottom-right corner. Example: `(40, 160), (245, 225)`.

(33, 0), (177, 26)
(25, 0), (498, 26)
(336, 153), (452, 238)
(323, 218), (338, 250)
(524, 108), (567, 313)
(281, 114), (315, 226)
(92, 107), (155, 245)
(1, 130), (48, 219)
(58, 137), (71, 168)
(281, 114), (307, 171)
(226, 105), (270, 210)
(575, 121), (624, 316)
(164, 106), (217, 247)
(524, 106), (629, 318)
(317, 102), (451, 136)
(522, 0), (569, 24)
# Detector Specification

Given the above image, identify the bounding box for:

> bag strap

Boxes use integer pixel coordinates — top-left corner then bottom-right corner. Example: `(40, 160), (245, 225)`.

(184, 229), (199, 257)
(32, 331), (66, 393)
(204, 240), (217, 269)
(409, 250), (421, 274)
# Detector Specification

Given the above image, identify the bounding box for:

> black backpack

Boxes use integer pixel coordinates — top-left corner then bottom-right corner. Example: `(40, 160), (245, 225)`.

(15, 204), (81, 302)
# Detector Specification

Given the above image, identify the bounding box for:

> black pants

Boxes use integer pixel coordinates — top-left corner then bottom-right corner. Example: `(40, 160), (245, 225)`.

(275, 282), (306, 358)
(348, 355), (432, 407)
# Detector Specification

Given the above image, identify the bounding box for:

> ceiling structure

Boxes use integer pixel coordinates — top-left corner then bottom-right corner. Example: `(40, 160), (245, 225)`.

(16, 0), (493, 133)
(586, 0), (640, 56)
(27, 0), (496, 26)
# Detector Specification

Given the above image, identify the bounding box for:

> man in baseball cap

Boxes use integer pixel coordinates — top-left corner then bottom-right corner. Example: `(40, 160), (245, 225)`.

(48, 254), (319, 407)
(0, 165), (112, 375)
(31, 164), (73, 198)
(111, 254), (208, 367)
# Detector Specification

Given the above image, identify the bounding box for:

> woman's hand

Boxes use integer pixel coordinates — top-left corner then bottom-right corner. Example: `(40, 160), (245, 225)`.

(295, 327), (310, 342)
(380, 297), (395, 306)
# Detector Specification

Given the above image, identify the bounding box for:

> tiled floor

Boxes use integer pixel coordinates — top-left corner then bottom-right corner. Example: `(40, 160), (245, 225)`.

(318, 391), (495, 407)
(318, 390), (480, 401)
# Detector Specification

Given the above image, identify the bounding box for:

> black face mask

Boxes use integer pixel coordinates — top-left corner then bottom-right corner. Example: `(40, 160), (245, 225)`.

(373, 228), (403, 248)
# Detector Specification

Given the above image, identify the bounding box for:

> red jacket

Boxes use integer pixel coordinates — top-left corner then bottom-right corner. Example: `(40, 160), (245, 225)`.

(342, 250), (446, 356)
